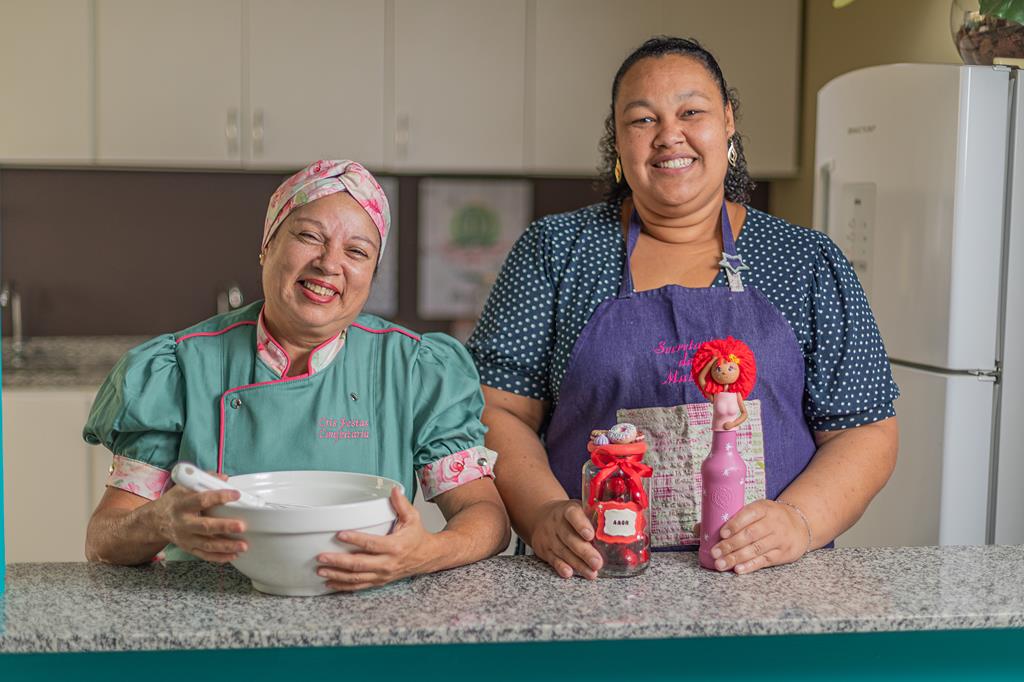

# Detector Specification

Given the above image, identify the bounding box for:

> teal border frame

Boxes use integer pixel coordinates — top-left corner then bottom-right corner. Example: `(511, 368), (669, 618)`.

(1, 629), (1022, 681)
(1, 319), (5, 593)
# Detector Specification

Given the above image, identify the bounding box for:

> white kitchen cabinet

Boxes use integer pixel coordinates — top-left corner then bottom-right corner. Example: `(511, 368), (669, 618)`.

(391, 0), (527, 172)
(529, 0), (662, 175)
(0, 0), (93, 164)
(5, 1), (801, 176)
(3, 387), (109, 563)
(95, 0), (243, 167)
(662, 0), (802, 178)
(246, 0), (386, 170)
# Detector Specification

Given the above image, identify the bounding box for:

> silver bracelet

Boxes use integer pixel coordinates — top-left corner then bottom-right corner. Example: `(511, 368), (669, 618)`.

(776, 499), (813, 556)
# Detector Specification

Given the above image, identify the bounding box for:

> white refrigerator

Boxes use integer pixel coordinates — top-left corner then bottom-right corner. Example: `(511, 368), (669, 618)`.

(813, 63), (1024, 547)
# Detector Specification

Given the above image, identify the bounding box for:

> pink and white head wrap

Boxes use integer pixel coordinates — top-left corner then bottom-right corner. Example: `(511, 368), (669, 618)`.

(262, 160), (392, 263)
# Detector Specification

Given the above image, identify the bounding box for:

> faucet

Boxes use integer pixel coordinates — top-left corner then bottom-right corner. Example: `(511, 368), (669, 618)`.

(0, 281), (25, 366)
(216, 281), (245, 315)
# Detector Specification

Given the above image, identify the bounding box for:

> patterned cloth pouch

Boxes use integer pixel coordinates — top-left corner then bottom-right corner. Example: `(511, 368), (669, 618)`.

(617, 401), (767, 549)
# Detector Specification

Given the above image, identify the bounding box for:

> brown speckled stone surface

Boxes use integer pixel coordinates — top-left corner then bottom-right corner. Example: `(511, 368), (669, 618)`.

(2, 336), (145, 388)
(1, 545), (1022, 653)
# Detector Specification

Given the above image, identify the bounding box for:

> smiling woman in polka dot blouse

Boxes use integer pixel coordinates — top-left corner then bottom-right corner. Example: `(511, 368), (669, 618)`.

(468, 37), (899, 580)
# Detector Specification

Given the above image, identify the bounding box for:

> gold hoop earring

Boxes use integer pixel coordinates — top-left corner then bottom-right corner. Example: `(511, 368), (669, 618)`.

(727, 140), (738, 168)
(614, 157), (623, 183)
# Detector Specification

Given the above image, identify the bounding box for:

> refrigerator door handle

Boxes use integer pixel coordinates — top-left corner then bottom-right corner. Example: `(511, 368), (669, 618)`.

(968, 367), (1000, 383)
(816, 159), (835, 232)
(891, 357), (1001, 383)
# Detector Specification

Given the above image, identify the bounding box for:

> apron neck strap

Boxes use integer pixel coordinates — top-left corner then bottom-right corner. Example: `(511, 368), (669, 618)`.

(618, 208), (642, 298)
(720, 202), (737, 256)
(718, 203), (748, 292)
(618, 200), (741, 298)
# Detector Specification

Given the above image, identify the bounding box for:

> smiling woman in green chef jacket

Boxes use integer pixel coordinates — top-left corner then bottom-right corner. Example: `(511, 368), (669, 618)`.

(83, 160), (510, 592)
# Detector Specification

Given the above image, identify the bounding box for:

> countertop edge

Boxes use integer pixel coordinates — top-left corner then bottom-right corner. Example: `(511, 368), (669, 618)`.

(4, 616), (1024, 654)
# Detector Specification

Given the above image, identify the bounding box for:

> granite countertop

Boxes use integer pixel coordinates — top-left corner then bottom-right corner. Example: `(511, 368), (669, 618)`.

(1, 545), (1022, 653)
(2, 336), (146, 388)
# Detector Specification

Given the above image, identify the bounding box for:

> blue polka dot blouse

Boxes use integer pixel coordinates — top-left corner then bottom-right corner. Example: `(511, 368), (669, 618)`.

(467, 202), (899, 431)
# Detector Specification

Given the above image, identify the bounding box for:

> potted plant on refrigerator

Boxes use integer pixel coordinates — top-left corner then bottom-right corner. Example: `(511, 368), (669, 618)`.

(835, 0), (1024, 66)
(951, 0), (1024, 64)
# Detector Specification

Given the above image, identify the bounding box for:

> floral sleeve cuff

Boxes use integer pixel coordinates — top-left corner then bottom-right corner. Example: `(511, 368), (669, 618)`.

(107, 455), (172, 500)
(416, 445), (497, 501)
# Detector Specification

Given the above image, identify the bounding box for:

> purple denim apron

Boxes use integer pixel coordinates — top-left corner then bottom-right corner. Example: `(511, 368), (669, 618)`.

(544, 204), (817, 550)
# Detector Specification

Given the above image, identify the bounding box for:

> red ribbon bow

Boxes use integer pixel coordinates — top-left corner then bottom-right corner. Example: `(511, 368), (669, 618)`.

(587, 446), (653, 509)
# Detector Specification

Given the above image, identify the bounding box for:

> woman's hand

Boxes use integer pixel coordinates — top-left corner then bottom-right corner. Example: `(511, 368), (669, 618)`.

(703, 499), (809, 574)
(529, 499), (603, 580)
(316, 487), (438, 592)
(478, 387), (601, 580)
(151, 474), (248, 563)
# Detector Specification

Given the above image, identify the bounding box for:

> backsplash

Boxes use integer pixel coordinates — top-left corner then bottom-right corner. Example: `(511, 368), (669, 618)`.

(0, 168), (768, 337)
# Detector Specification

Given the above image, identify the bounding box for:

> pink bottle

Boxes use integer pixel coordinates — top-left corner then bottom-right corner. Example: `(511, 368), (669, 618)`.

(690, 336), (757, 570)
(698, 431), (746, 569)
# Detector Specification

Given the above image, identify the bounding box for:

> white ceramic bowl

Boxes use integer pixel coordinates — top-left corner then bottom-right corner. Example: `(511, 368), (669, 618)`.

(208, 470), (402, 596)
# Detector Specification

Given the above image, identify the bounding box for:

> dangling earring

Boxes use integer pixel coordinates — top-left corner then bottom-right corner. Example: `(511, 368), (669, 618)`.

(727, 139), (738, 168)
(258, 251), (265, 266)
(614, 157), (623, 183)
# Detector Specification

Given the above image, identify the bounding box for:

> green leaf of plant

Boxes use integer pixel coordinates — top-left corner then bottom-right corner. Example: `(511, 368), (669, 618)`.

(980, 0), (1024, 24)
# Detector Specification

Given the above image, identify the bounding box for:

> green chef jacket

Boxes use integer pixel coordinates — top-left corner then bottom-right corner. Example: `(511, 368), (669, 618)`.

(84, 301), (490, 517)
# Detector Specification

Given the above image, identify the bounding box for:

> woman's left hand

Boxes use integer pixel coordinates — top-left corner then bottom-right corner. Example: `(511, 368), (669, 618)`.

(706, 499), (809, 574)
(316, 487), (437, 592)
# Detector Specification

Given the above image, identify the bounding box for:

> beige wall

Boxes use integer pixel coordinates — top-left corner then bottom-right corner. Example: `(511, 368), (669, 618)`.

(770, 0), (961, 226)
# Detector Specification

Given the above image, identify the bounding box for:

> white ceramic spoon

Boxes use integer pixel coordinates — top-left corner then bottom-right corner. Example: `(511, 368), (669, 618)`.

(170, 463), (311, 510)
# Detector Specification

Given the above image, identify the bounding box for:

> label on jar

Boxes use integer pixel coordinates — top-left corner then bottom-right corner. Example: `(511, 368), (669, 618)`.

(596, 501), (645, 544)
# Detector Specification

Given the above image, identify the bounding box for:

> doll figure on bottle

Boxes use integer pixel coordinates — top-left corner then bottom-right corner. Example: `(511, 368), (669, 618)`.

(694, 338), (756, 432)
(582, 423), (652, 578)
(691, 337), (757, 570)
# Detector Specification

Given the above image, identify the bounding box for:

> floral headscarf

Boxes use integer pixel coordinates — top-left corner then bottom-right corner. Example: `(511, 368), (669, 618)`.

(263, 160), (391, 263)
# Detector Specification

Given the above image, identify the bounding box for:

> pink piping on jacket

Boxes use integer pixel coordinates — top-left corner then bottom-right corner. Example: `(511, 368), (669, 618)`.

(176, 320), (256, 344)
(350, 322), (421, 342)
(216, 333), (339, 473)
(176, 316), (421, 474)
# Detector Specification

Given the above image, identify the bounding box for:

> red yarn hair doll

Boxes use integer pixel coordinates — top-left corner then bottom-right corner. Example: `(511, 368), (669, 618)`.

(691, 337), (757, 431)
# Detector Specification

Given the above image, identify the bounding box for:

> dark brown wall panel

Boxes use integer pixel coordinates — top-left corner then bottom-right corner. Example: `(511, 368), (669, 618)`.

(0, 169), (284, 336)
(0, 169), (768, 337)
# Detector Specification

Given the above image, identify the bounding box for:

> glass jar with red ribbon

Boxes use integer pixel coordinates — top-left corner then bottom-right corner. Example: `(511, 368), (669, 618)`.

(582, 423), (653, 578)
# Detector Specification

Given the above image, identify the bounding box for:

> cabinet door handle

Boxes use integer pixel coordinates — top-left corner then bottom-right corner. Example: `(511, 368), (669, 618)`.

(252, 108), (264, 156)
(226, 107), (240, 156)
(395, 114), (409, 160)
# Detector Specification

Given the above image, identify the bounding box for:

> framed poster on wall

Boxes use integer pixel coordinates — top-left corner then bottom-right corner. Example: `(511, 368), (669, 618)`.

(418, 179), (531, 320)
